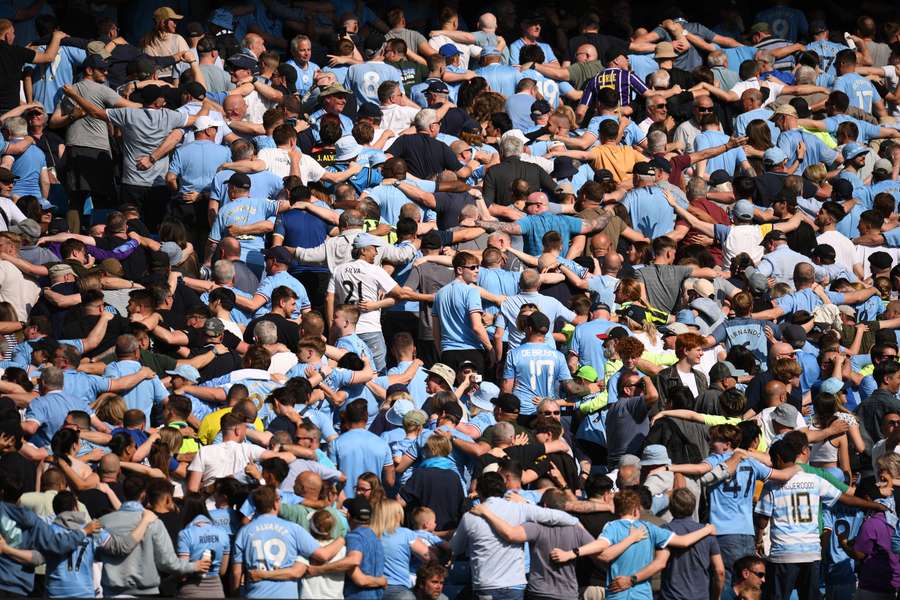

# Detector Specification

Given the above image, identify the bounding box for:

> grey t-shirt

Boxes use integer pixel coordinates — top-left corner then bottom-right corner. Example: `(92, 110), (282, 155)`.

(637, 264), (693, 313)
(386, 28), (427, 53)
(661, 518), (721, 600)
(522, 522), (594, 598)
(404, 261), (453, 340)
(606, 395), (651, 466)
(652, 22), (715, 71)
(199, 64), (235, 94)
(107, 107), (188, 186)
(63, 79), (123, 152)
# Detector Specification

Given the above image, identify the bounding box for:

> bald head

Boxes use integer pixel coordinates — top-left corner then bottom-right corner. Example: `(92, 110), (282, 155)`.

(793, 262), (816, 288)
(100, 453), (120, 477)
(223, 95), (247, 115)
(763, 380), (787, 407)
(770, 342), (794, 358)
(219, 236), (242, 259)
(576, 44), (598, 62)
(295, 471), (323, 499)
(478, 13), (497, 31)
(520, 269), (541, 291)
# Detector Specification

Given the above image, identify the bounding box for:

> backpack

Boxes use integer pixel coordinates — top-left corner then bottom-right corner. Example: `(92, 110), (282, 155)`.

(645, 417), (703, 465)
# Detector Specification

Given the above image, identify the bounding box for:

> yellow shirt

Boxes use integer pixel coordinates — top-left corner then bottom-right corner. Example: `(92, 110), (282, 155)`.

(197, 407), (265, 446)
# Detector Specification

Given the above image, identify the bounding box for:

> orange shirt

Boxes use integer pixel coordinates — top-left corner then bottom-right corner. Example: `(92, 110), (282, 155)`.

(588, 144), (648, 182)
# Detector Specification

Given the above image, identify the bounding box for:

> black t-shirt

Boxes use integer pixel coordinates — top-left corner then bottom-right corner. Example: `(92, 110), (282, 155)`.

(437, 106), (470, 137)
(387, 133), (462, 179)
(477, 442), (545, 475)
(576, 510), (616, 585)
(95, 235), (147, 281)
(399, 467), (466, 531)
(192, 346), (242, 381)
(78, 480), (124, 519)
(434, 192), (475, 231)
(753, 172), (818, 207)
(243, 314), (300, 352)
(786, 220), (817, 257)
(61, 312), (129, 357)
(0, 451), (36, 496)
(0, 43), (35, 113)
(567, 33), (627, 63)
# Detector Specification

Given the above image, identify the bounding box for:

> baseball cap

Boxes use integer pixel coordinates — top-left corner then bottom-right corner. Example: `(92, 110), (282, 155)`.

(343, 497), (372, 522)
(193, 115), (220, 131)
(385, 399), (415, 427)
(770, 104), (798, 119)
(640, 444), (672, 466)
(83, 53), (109, 70)
(763, 147), (787, 165)
(226, 53), (258, 72)
(425, 363), (455, 389)
(772, 403), (800, 428)
(524, 311), (550, 333)
(675, 309), (697, 326)
(594, 169), (614, 184)
(180, 81), (206, 100)
(402, 409), (428, 428)
(166, 364), (200, 383)
(357, 103), (383, 119)
(352, 232), (384, 249)
(85, 40), (111, 59)
(709, 170), (732, 187)
(501, 129), (528, 144)
(709, 360), (748, 382)
(530, 99), (551, 118)
(761, 229), (787, 244)
(659, 322), (691, 337)
(159, 241), (184, 266)
(48, 263), (76, 278)
(438, 43), (462, 58)
(619, 454), (641, 468)
(597, 326), (630, 341)
(442, 401), (464, 422)
(781, 324), (807, 349)
(262, 246), (292, 265)
(841, 142), (869, 161)
(831, 178), (855, 201)
(683, 277), (715, 299)
(574, 365), (599, 383)
(491, 392), (520, 413)
(551, 156), (579, 180)
(204, 317), (225, 336)
(226, 172), (251, 189)
(633, 162), (657, 178)
(649, 156), (672, 173)
(820, 377), (844, 395)
(482, 46), (502, 57)
(9, 218), (40, 239)
(732, 199), (756, 220)
(425, 80), (450, 95)
(153, 6), (183, 21)
(185, 21), (205, 37)
(874, 158), (894, 174)
(750, 22), (770, 34)
(420, 231), (443, 250)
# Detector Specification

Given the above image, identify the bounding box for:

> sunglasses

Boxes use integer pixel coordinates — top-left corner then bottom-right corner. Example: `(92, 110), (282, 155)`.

(886, 421), (900, 427)
(541, 410), (561, 416)
(751, 571), (766, 578)
(460, 265), (479, 270)
(653, 104), (667, 109)
(696, 106), (713, 112)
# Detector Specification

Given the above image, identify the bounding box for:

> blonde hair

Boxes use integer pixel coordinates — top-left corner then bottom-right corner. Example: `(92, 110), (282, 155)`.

(877, 453), (900, 479)
(804, 163), (828, 185)
(157, 427), (182, 454)
(93, 393), (126, 426)
(370, 499), (404, 537)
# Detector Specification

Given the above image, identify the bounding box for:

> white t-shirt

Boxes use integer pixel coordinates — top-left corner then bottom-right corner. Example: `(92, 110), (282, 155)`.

(188, 440), (266, 487)
(729, 78), (784, 107)
(268, 351), (299, 374)
(0, 196), (27, 231)
(678, 368), (699, 397)
(379, 104), (420, 133)
(817, 230), (859, 274)
(0, 259), (39, 321)
(854, 244), (900, 279)
(243, 90), (268, 124)
(258, 147), (294, 178)
(299, 542), (346, 599)
(428, 35), (481, 70)
(327, 259), (398, 333)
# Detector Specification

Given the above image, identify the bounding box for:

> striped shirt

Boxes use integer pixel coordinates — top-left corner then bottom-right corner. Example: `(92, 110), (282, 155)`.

(755, 471), (842, 563)
(580, 68), (648, 108)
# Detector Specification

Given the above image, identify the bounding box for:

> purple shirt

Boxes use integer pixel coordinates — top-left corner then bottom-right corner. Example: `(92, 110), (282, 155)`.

(854, 512), (900, 592)
(580, 68), (648, 108)
(45, 238), (140, 261)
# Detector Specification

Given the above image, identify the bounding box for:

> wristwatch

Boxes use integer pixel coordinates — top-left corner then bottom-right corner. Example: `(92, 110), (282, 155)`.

(572, 547), (581, 557)
(630, 575), (638, 586)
